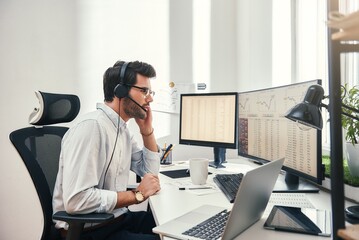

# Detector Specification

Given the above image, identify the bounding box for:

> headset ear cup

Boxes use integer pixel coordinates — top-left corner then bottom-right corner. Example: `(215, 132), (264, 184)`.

(114, 61), (130, 99)
(114, 84), (129, 98)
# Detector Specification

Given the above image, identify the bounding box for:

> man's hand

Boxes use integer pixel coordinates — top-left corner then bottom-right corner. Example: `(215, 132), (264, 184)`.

(115, 173), (160, 208)
(136, 173), (161, 199)
(135, 107), (158, 152)
(135, 107), (153, 136)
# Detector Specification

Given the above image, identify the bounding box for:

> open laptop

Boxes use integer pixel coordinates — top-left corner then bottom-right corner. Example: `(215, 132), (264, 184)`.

(153, 158), (284, 240)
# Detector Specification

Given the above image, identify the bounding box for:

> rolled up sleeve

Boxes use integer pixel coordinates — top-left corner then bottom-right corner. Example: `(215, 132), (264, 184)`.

(130, 136), (161, 177)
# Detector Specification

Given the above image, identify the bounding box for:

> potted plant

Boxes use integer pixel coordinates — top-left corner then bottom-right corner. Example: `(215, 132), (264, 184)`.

(341, 84), (359, 177)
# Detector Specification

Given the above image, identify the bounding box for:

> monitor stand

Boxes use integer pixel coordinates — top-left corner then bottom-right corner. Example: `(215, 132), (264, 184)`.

(209, 147), (226, 168)
(272, 172), (319, 193)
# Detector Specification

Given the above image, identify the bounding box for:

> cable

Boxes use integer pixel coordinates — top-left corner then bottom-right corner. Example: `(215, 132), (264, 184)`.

(99, 107), (120, 189)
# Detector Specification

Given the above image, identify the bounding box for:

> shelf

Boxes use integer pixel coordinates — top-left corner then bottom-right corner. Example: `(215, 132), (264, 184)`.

(337, 225), (359, 240)
(327, 10), (359, 29)
(337, 43), (359, 53)
(328, 10), (359, 42)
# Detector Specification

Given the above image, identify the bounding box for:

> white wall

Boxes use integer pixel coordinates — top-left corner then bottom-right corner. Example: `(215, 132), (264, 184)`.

(0, 1), (273, 239)
(0, 1), (78, 239)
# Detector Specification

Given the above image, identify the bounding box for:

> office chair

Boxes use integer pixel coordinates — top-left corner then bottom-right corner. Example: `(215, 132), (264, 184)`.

(9, 91), (114, 240)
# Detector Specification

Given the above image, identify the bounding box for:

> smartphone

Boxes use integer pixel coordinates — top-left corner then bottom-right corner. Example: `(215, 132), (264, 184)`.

(264, 205), (331, 237)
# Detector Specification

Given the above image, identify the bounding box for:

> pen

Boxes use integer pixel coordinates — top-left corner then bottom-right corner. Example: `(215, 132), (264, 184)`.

(161, 144), (174, 162)
(164, 143), (173, 153)
(253, 160), (263, 165)
(163, 145), (174, 159)
(179, 187), (212, 190)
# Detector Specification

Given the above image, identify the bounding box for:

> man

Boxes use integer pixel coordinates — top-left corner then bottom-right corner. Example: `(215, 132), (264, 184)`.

(53, 60), (161, 240)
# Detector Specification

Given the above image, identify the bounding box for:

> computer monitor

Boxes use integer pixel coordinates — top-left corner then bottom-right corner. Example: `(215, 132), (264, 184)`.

(179, 92), (238, 168)
(237, 80), (323, 192)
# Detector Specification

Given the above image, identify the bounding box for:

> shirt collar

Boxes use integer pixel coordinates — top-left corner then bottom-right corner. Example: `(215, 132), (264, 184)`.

(96, 103), (127, 129)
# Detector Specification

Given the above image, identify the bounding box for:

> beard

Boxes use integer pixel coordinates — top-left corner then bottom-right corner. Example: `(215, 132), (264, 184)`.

(123, 97), (146, 119)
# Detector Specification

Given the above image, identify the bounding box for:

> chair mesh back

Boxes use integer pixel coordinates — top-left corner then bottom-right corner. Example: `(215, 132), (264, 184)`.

(10, 127), (68, 203)
(23, 131), (63, 193)
(10, 127), (68, 240)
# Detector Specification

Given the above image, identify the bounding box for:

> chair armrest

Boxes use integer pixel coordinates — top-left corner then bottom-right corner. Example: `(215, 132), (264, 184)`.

(53, 211), (114, 224)
(53, 211), (114, 240)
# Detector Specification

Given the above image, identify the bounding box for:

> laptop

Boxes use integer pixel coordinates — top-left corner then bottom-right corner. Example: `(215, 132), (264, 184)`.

(153, 158), (284, 240)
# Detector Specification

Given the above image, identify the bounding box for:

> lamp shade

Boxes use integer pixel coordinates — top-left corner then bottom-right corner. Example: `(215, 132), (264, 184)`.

(285, 85), (324, 130)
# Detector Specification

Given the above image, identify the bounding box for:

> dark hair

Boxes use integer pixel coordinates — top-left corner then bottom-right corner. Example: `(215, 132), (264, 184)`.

(103, 60), (156, 102)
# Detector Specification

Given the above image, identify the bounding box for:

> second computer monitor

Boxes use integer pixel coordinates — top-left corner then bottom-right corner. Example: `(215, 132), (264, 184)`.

(238, 80), (323, 192)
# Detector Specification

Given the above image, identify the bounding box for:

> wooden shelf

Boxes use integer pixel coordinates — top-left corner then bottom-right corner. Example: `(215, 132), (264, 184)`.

(338, 225), (359, 240)
(328, 10), (359, 41)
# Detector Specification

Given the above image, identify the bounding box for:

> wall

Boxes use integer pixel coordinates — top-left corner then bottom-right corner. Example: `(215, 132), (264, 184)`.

(0, 0), (273, 239)
(0, 1), (78, 239)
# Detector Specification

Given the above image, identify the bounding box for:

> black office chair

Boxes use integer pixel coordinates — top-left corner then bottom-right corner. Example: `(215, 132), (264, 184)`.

(9, 91), (114, 240)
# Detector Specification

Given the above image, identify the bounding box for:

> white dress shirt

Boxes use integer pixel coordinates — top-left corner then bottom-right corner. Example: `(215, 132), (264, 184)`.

(52, 103), (161, 229)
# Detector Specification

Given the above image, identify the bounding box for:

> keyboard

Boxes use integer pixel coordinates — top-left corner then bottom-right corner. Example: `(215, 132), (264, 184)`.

(264, 192), (315, 216)
(213, 173), (244, 203)
(182, 209), (229, 239)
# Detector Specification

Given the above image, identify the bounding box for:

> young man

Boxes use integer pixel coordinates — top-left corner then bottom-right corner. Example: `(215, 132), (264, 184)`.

(53, 60), (161, 240)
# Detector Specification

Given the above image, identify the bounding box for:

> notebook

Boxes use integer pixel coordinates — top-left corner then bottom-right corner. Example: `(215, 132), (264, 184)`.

(153, 158), (284, 240)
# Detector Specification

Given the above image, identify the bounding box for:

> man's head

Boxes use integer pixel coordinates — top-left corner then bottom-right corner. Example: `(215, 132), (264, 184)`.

(103, 60), (156, 119)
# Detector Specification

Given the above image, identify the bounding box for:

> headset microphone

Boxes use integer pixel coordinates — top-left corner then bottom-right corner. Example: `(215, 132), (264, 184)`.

(127, 95), (147, 112)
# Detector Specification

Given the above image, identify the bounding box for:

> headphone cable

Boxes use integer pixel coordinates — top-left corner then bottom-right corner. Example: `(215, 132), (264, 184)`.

(101, 106), (120, 189)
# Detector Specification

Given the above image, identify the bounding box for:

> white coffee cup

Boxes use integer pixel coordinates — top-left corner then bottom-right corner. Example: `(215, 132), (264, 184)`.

(189, 158), (209, 185)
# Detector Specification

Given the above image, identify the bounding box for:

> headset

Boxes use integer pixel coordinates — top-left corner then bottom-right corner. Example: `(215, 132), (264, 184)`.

(114, 62), (130, 98)
(113, 61), (147, 112)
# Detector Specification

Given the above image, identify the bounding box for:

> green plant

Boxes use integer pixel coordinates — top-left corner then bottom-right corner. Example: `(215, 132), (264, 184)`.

(322, 155), (359, 187)
(341, 84), (359, 145)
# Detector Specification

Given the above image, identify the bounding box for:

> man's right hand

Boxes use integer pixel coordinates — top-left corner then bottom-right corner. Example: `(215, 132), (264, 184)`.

(116, 173), (160, 208)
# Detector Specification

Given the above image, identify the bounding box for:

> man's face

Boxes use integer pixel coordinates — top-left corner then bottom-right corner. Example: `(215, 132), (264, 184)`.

(123, 74), (154, 120)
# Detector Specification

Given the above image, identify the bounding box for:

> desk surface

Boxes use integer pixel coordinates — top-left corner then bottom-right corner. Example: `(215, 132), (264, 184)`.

(149, 157), (356, 240)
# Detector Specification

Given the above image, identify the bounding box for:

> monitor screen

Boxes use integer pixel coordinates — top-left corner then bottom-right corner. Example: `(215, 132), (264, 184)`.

(237, 80), (323, 192)
(179, 92), (238, 159)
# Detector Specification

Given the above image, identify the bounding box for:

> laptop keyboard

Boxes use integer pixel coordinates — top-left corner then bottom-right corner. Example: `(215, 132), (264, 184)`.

(182, 210), (229, 239)
(213, 173), (244, 203)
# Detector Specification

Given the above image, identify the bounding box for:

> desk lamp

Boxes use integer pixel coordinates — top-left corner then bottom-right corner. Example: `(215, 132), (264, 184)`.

(285, 84), (359, 237)
(286, 85), (359, 129)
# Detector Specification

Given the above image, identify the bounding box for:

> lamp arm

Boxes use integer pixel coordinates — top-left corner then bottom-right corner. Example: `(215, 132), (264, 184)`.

(342, 110), (359, 121)
(321, 102), (359, 121)
(342, 102), (359, 115)
(320, 103), (329, 110)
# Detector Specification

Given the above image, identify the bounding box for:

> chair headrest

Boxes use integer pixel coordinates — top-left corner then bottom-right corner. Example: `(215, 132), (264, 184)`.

(29, 91), (80, 126)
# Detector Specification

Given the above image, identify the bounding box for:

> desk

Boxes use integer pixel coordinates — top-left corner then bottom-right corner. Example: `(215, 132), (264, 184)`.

(149, 157), (355, 240)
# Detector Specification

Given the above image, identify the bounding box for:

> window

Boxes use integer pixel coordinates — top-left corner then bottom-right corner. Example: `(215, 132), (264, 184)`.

(273, 0), (359, 150)
(273, 0), (329, 147)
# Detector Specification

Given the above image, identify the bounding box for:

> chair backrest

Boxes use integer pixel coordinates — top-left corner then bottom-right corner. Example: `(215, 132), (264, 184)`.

(9, 91), (80, 240)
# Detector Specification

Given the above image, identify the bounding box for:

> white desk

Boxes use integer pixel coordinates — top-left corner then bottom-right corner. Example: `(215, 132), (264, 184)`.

(149, 157), (355, 240)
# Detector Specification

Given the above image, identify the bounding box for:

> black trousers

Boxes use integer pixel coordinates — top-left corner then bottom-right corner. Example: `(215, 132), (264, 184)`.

(81, 211), (160, 240)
